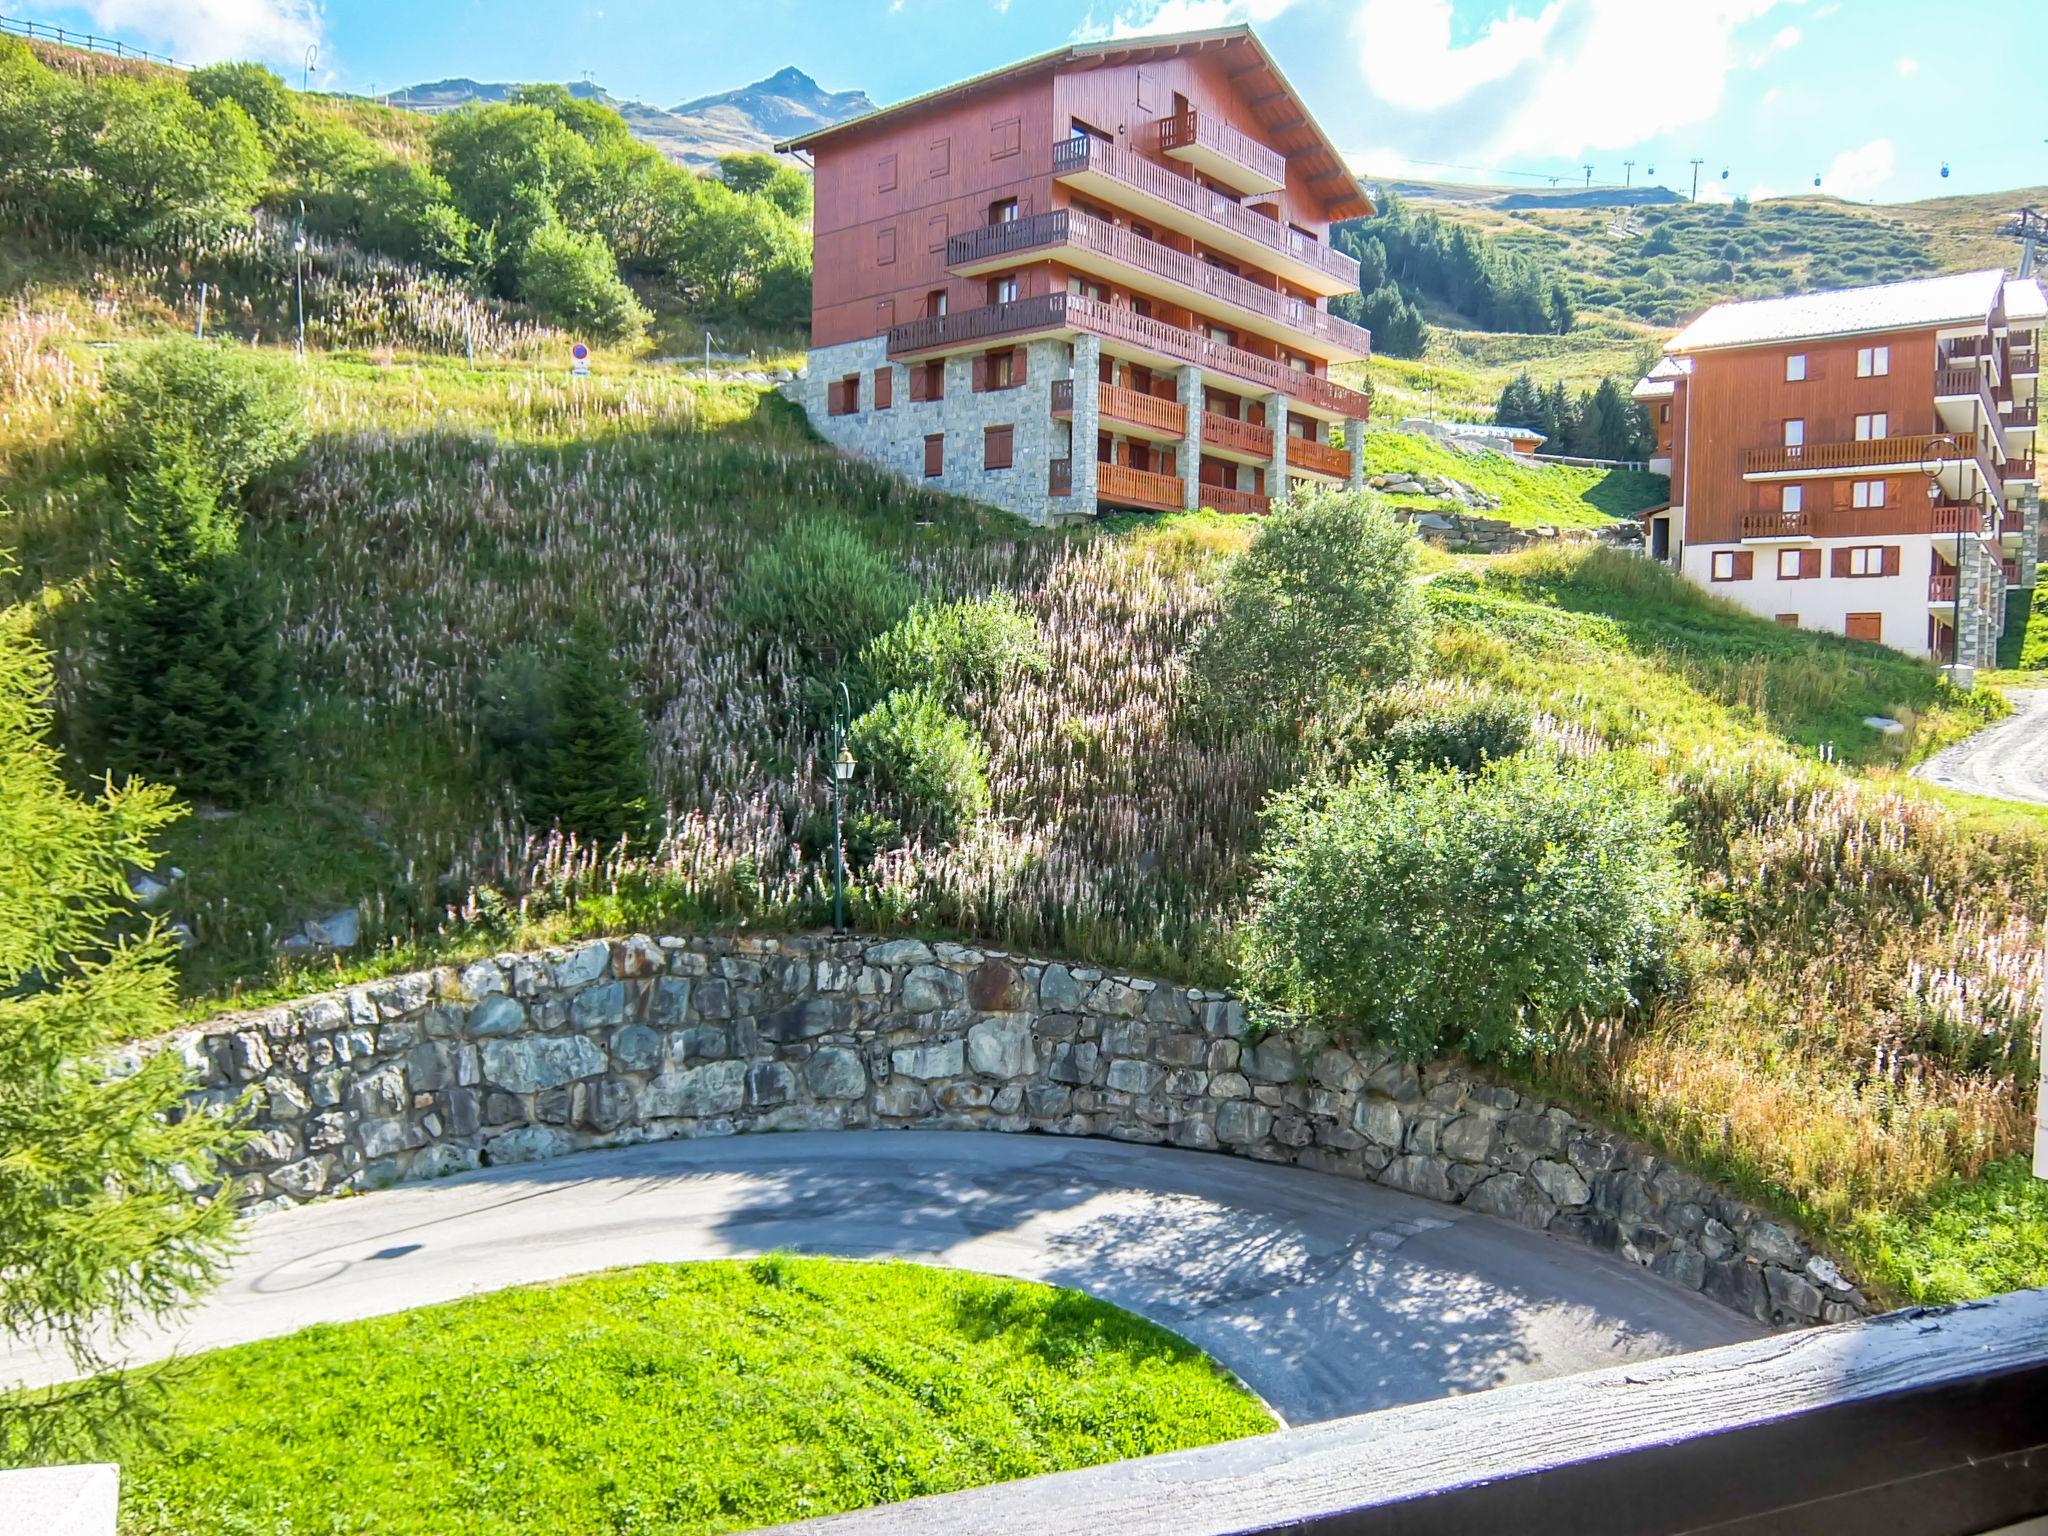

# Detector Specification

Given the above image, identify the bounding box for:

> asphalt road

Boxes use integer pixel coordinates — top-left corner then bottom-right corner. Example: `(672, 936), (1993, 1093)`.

(0, 1131), (1756, 1426)
(1915, 688), (2048, 806)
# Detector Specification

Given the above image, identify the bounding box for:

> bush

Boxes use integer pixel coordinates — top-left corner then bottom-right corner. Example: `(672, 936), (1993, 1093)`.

(1191, 487), (1426, 729)
(524, 614), (652, 846)
(98, 337), (307, 505)
(847, 689), (990, 847)
(476, 646), (553, 798)
(516, 222), (649, 342)
(185, 61), (292, 139)
(1380, 693), (1532, 776)
(728, 521), (917, 678)
(859, 592), (1046, 711)
(1239, 750), (1689, 1062)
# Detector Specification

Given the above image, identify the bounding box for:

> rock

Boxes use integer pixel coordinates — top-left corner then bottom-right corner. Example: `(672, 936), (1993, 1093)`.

(760, 997), (846, 1043)
(1244, 1037), (1298, 1083)
(1215, 1101), (1272, 1145)
(968, 959), (1026, 1012)
(1863, 716), (1905, 736)
(267, 1157), (330, 1199)
(609, 1023), (662, 1072)
(480, 1035), (606, 1094)
(865, 938), (934, 966)
(1380, 1154), (1454, 1203)
(1105, 1059), (1164, 1097)
(901, 965), (965, 1014)
(552, 941), (610, 989)
(642, 1060), (746, 1118)
(1354, 1097), (1404, 1148)
(1047, 1041), (1099, 1085)
(1702, 1258), (1769, 1321)
(746, 1061), (795, 1107)
(469, 995), (526, 1037)
(1805, 1254), (1847, 1291)
(1652, 1246), (1708, 1291)
(483, 1125), (573, 1165)
(805, 1047), (867, 1100)
(1528, 1157), (1590, 1207)
(1038, 965), (1082, 1010)
(874, 1081), (933, 1118)
(612, 935), (664, 977)
(303, 909), (360, 950)
(1744, 1219), (1805, 1269)
(891, 1040), (965, 1080)
(129, 869), (172, 906)
(1765, 1266), (1824, 1323)
(967, 1016), (1036, 1078)
(350, 1065), (407, 1119)
(1465, 1173), (1555, 1230)
(1439, 1114), (1499, 1164)
(569, 981), (627, 1029)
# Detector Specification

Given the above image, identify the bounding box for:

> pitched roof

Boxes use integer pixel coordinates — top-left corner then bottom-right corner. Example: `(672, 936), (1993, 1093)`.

(2007, 276), (2048, 324)
(774, 25), (1370, 221)
(1666, 269), (2010, 354)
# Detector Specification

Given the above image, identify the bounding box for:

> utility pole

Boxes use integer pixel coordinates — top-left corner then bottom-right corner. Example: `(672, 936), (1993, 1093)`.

(195, 282), (207, 339)
(1623, 160), (1635, 188)
(293, 200), (307, 360)
(1689, 159), (1704, 201)
(1583, 164), (1593, 188)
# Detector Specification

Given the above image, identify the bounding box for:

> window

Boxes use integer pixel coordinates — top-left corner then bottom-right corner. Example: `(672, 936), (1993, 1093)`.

(1852, 479), (1887, 508)
(1069, 117), (1111, 145)
(1067, 274), (1106, 302)
(876, 153), (897, 192)
(910, 359), (944, 403)
(1855, 412), (1888, 441)
(1785, 353), (1807, 382)
(1710, 550), (1754, 582)
(990, 115), (1021, 159)
(827, 374), (860, 416)
(1838, 545), (1898, 578)
(876, 225), (896, 265)
(1777, 548), (1804, 579)
(974, 347), (1024, 392)
(1845, 612), (1883, 642)
(988, 197), (1019, 225)
(1782, 484), (1804, 513)
(923, 433), (943, 478)
(989, 274), (1019, 305)
(1857, 345), (1890, 378)
(984, 424), (1014, 470)
(926, 288), (948, 318)
(1204, 323), (1237, 347)
(1659, 403), (1672, 424)
(1783, 418), (1805, 457)
(929, 137), (951, 178)
(1288, 224), (1318, 251)
(873, 367), (893, 411)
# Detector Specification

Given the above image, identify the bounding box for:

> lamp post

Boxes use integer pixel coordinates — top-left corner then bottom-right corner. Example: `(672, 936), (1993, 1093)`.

(293, 199), (308, 360)
(830, 682), (854, 935)
(1923, 434), (1959, 668)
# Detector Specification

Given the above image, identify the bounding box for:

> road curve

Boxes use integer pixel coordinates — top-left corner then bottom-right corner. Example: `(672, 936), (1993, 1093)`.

(1915, 688), (2048, 806)
(0, 1131), (1756, 1426)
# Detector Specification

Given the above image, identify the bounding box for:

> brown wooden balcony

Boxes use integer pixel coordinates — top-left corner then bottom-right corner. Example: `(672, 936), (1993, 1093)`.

(1098, 459), (1184, 512)
(2012, 345), (2040, 374)
(887, 292), (1373, 420)
(1932, 498), (1990, 534)
(1929, 572), (1956, 603)
(1052, 136), (1359, 297)
(1051, 376), (1185, 438)
(1156, 109), (1285, 197)
(1048, 456), (1073, 496)
(1740, 508), (1812, 540)
(947, 209), (1372, 360)
(1196, 483), (1271, 517)
(1287, 433), (1352, 478)
(2008, 451), (2036, 481)
(1201, 410), (1273, 460)
(1743, 432), (1974, 476)
(2007, 401), (2038, 429)
(2004, 560), (2022, 584)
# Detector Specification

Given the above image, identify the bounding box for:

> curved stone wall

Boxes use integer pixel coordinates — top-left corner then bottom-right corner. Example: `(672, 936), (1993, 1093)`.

(173, 933), (1868, 1328)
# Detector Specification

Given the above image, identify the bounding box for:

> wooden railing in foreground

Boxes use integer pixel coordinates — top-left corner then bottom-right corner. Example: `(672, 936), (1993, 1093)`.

(765, 1288), (2048, 1535)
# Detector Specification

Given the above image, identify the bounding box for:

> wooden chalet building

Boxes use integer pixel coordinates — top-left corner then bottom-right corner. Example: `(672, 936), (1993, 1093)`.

(1637, 269), (2043, 668)
(776, 25), (1373, 525)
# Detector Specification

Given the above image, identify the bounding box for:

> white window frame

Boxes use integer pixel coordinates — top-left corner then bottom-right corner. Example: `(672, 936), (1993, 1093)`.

(1777, 548), (1805, 579)
(1855, 412), (1888, 441)
(1782, 484), (1804, 512)
(1848, 545), (1884, 577)
(1711, 550), (1738, 581)
(1785, 353), (1807, 382)
(1784, 418), (1805, 449)
(1852, 479), (1887, 509)
(1858, 345), (1890, 378)
(993, 274), (1019, 304)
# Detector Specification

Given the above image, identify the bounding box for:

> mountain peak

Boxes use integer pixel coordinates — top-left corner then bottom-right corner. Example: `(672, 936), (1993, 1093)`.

(670, 67), (873, 137)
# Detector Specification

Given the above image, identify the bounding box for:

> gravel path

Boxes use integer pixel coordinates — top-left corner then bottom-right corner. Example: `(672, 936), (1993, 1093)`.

(1914, 689), (2048, 806)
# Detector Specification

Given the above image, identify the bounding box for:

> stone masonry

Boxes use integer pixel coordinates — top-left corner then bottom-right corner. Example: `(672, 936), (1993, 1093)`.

(162, 933), (1870, 1330)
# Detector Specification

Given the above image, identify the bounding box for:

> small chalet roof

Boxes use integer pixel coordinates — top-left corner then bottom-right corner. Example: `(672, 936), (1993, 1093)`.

(2007, 276), (2048, 324)
(1631, 355), (1684, 399)
(775, 25), (1370, 221)
(1666, 269), (2010, 355)
(1451, 422), (1546, 445)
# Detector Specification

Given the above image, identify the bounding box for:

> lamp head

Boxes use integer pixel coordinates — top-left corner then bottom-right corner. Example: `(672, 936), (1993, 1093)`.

(833, 745), (855, 783)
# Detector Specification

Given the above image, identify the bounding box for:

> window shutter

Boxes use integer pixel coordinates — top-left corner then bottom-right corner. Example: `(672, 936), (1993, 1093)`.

(923, 433), (943, 477)
(1734, 551), (1755, 580)
(1800, 548), (1820, 579)
(1831, 548), (1850, 577)
(1012, 347), (1027, 386)
(874, 368), (893, 410)
(1882, 545), (1901, 576)
(972, 354), (988, 392)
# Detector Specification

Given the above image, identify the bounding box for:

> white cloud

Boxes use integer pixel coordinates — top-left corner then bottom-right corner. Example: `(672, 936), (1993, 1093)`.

(1896, 55), (1919, 77)
(1817, 137), (1894, 200)
(1350, 0), (1806, 162)
(74, 0), (321, 66)
(1073, 0), (1298, 42)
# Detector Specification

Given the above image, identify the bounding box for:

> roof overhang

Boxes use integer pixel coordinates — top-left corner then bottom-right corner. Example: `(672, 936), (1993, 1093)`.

(776, 25), (1371, 223)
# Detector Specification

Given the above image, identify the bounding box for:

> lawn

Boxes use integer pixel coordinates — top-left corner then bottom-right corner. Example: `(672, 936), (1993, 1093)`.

(9, 1258), (1272, 1535)
(1997, 569), (2047, 670)
(1362, 426), (1670, 530)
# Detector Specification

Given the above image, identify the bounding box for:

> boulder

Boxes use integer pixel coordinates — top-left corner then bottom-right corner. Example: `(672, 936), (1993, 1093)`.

(481, 1035), (606, 1094)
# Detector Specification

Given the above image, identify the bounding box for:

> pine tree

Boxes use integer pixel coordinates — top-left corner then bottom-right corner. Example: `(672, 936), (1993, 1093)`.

(528, 612), (652, 846)
(1495, 370), (1542, 431)
(94, 446), (284, 806)
(0, 580), (244, 1436)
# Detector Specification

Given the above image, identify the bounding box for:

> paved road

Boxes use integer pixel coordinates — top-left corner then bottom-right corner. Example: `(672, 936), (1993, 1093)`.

(0, 1132), (1755, 1426)
(1916, 688), (2048, 806)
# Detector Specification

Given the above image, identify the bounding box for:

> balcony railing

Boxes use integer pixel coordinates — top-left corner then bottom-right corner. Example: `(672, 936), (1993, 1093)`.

(1287, 433), (1352, 477)
(1156, 109), (1286, 193)
(1201, 410), (1273, 459)
(888, 292), (1373, 419)
(1052, 136), (1359, 291)
(1930, 572), (1957, 602)
(946, 209), (1373, 358)
(1932, 498), (1990, 534)
(2008, 402), (2039, 429)
(1743, 432), (1975, 475)
(1048, 456), (1073, 496)
(1740, 509), (1812, 539)
(2009, 452), (2036, 481)
(2012, 345), (2040, 373)
(1051, 377), (1186, 436)
(1196, 483), (1271, 517)
(1098, 460), (1185, 512)
(2004, 560), (2022, 584)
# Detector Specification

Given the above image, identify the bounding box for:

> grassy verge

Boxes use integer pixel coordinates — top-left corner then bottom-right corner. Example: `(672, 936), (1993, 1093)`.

(9, 1257), (1272, 1534)
(1996, 570), (2046, 671)
(1362, 426), (1667, 529)
(1848, 1156), (2048, 1305)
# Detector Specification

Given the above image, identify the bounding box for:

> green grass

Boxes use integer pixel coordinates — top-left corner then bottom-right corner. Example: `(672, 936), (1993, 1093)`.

(1362, 426), (1668, 529)
(1997, 570), (2047, 670)
(1355, 316), (1660, 420)
(11, 1258), (1272, 1534)
(1850, 1157), (2048, 1305)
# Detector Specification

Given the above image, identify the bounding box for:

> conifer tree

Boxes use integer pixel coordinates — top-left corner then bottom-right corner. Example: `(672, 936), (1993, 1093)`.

(0, 579), (244, 1431)
(528, 612), (652, 846)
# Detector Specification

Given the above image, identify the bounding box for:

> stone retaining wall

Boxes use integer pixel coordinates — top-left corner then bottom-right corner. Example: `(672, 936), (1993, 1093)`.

(168, 933), (1868, 1329)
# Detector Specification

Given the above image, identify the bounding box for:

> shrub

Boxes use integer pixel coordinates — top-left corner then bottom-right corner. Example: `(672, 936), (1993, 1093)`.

(524, 614), (652, 846)
(859, 592), (1046, 710)
(93, 448), (285, 805)
(1191, 487), (1426, 729)
(98, 337), (307, 505)
(728, 521), (917, 678)
(185, 61), (293, 140)
(1380, 693), (1532, 776)
(847, 689), (991, 847)
(516, 222), (649, 342)
(1239, 750), (1689, 1062)
(476, 646), (553, 799)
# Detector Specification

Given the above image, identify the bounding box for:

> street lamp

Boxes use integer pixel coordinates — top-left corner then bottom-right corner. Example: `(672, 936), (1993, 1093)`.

(293, 199), (308, 360)
(830, 682), (855, 935)
(1923, 434), (1960, 667)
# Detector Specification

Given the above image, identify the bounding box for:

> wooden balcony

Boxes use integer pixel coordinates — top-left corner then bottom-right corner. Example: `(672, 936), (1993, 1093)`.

(1051, 377), (1185, 438)
(2007, 401), (2039, 430)
(1048, 456), (1073, 496)
(2012, 345), (2040, 374)
(1287, 432), (1352, 478)
(2004, 560), (2022, 584)
(1932, 499), (1990, 534)
(1201, 410), (1273, 460)
(947, 209), (1372, 361)
(1098, 460), (1184, 512)
(1743, 432), (1974, 476)
(1052, 136), (1359, 297)
(887, 292), (1373, 420)
(2008, 451), (2036, 481)
(1929, 572), (1957, 603)
(1196, 483), (1272, 516)
(1156, 109), (1285, 197)
(1740, 508), (1812, 540)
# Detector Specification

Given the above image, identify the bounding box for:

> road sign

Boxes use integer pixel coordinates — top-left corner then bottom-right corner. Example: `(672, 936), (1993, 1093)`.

(572, 342), (590, 378)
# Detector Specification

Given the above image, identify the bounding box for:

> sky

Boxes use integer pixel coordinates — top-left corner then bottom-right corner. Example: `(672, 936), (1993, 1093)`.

(14, 0), (2047, 206)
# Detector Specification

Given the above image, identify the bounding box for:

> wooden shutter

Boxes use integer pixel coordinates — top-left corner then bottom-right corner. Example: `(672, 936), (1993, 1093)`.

(1799, 548), (1821, 579)
(876, 153), (897, 192)
(984, 424), (1013, 470)
(874, 367), (893, 410)
(1831, 548), (1851, 577)
(1734, 551), (1755, 580)
(1846, 613), (1883, 642)
(876, 225), (896, 265)
(923, 433), (943, 478)
(1011, 346), (1027, 386)
(1882, 545), (1901, 576)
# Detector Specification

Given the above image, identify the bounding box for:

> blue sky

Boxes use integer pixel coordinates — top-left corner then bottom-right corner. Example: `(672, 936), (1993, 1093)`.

(21, 0), (2048, 204)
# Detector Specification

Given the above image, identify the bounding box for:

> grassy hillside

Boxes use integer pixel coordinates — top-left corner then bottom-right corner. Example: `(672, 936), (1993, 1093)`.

(1362, 427), (1666, 529)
